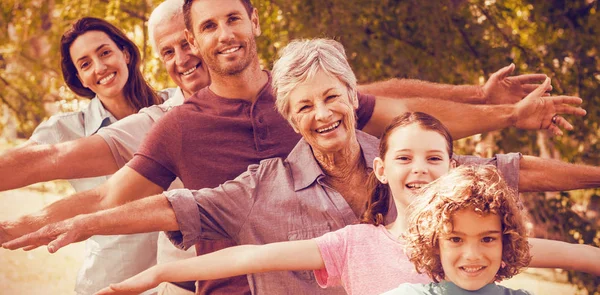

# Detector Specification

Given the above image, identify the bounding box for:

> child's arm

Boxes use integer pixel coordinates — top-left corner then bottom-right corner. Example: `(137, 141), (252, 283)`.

(95, 239), (325, 295)
(528, 238), (600, 275)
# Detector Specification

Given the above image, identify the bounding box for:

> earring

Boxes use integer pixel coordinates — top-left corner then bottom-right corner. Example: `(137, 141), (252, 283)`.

(380, 177), (387, 183)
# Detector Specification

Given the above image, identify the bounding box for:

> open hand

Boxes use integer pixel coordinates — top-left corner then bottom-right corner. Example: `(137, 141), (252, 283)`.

(1, 216), (88, 253)
(512, 77), (586, 136)
(483, 63), (550, 105)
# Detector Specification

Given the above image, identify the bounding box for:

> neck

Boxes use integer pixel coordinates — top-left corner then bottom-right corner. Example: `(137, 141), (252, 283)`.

(98, 95), (136, 120)
(208, 61), (267, 102)
(386, 199), (410, 238)
(314, 139), (362, 180)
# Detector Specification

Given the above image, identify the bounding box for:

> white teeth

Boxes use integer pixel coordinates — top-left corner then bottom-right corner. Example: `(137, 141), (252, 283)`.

(181, 65), (197, 76)
(316, 121), (340, 133)
(461, 266), (484, 273)
(98, 73), (115, 85)
(406, 183), (425, 189)
(220, 46), (240, 54)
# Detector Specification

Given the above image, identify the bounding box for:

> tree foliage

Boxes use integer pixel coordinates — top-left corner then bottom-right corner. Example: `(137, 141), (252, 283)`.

(1, 0), (599, 292)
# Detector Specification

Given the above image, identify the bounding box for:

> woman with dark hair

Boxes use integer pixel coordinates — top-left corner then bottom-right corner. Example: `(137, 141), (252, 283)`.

(17, 17), (162, 294)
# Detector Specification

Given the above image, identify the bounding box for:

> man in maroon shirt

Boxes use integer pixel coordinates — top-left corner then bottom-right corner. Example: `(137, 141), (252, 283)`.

(0, 0), (587, 294)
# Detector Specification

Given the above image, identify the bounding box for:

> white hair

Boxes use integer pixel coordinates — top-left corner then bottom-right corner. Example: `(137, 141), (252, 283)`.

(272, 38), (358, 122)
(148, 0), (184, 55)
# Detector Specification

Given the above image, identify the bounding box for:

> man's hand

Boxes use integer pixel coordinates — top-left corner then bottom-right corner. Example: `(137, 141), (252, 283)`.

(1, 216), (89, 253)
(512, 77), (586, 136)
(483, 63), (550, 105)
(95, 268), (160, 295)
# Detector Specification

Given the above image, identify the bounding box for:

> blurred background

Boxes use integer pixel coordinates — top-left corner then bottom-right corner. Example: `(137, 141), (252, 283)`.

(0, 0), (599, 294)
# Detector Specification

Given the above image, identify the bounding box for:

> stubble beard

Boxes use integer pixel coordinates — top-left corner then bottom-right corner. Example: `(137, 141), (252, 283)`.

(204, 36), (258, 77)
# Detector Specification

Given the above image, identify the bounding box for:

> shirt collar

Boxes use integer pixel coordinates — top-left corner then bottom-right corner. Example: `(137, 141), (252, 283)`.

(83, 96), (117, 137)
(287, 130), (379, 191)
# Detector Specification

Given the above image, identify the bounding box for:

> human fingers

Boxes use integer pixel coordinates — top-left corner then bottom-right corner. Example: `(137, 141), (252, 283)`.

(552, 115), (574, 131)
(2, 231), (53, 250)
(47, 231), (77, 253)
(491, 63), (515, 80)
(514, 74), (549, 85)
(522, 83), (553, 95)
(547, 124), (564, 136)
(525, 77), (551, 99)
(553, 102), (587, 117)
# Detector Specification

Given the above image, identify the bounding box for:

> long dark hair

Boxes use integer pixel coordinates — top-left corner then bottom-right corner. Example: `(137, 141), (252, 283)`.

(60, 17), (161, 111)
(360, 112), (454, 225)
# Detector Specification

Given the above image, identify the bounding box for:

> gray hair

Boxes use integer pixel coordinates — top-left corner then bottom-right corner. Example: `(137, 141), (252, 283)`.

(272, 38), (358, 122)
(148, 0), (184, 55)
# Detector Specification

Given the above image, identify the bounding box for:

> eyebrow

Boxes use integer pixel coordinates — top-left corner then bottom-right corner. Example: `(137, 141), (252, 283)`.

(451, 230), (502, 236)
(394, 149), (446, 153)
(198, 11), (243, 30)
(295, 87), (337, 105)
(76, 44), (110, 63)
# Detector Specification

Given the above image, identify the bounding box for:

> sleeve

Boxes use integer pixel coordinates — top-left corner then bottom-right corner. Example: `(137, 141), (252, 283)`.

(164, 164), (260, 250)
(356, 92), (376, 130)
(29, 113), (82, 145)
(312, 227), (349, 288)
(96, 109), (160, 168)
(126, 110), (182, 190)
(453, 153), (522, 193)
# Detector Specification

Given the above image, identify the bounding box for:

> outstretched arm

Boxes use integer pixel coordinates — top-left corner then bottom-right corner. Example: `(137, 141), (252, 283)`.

(363, 77), (585, 140)
(528, 238), (600, 275)
(519, 156), (600, 192)
(0, 135), (118, 191)
(2, 192), (174, 252)
(358, 64), (548, 104)
(95, 240), (324, 295)
(0, 166), (163, 245)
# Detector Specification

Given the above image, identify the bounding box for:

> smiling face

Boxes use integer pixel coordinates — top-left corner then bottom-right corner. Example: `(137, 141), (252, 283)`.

(70, 30), (130, 101)
(287, 69), (357, 154)
(186, 0), (260, 77)
(374, 123), (452, 208)
(154, 16), (209, 97)
(439, 209), (503, 291)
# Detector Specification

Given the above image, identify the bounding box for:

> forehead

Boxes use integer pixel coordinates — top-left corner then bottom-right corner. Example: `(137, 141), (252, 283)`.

(288, 70), (345, 103)
(451, 209), (502, 234)
(190, 0), (247, 25)
(154, 17), (186, 49)
(69, 30), (117, 58)
(386, 124), (448, 155)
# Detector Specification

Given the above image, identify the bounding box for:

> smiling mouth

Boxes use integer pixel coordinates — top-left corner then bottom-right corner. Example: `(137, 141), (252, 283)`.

(181, 63), (201, 76)
(406, 183), (427, 189)
(218, 45), (242, 55)
(460, 266), (486, 273)
(316, 121), (341, 133)
(98, 73), (116, 85)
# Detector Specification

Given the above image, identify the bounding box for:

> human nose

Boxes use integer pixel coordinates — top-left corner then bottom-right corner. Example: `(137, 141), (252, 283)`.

(174, 47), (189, 67)
(217, 24), (234, 43)
(94, 59), (107, 75)
(411, 159), (429, 174)
(462, 241), (483, 261)
(314, 102), (333, 121)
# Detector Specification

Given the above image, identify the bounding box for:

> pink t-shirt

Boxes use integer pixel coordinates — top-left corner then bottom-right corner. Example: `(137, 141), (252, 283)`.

(314, 224), (431, 295)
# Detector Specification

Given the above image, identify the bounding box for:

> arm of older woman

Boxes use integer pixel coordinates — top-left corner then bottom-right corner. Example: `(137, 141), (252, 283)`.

(363, 77), (585, 140)
(95, 240), (324, 295)
(358, 64), (546, 105)
(518, 156), (600, 192)
(528, 238), (600, 276)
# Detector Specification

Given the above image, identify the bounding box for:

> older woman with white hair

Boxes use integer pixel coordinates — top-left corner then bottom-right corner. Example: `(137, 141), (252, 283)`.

(9, 38), (600, 295)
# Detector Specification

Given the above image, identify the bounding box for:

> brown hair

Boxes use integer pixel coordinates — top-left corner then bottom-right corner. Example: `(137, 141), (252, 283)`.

(360, 112), (453, 225)
(60, 17), (161, 111)
(183, 0), (254, 33)
(404, 165), (531, 282)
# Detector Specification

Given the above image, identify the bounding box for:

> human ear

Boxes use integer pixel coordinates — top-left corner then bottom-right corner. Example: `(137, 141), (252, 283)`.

(250, 8), (261, 37)
(122, 49), (131, 64)
(450, 159), (457, 169)
(373, 157), (387, 184)
(185, 29), (199, 52)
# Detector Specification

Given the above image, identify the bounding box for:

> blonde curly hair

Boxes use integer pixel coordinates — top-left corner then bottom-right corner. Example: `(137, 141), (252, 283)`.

(404, 165), (531, 283)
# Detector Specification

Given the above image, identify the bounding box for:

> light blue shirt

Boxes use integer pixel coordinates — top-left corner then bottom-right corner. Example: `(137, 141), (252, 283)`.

(381, 281), (533, 295)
